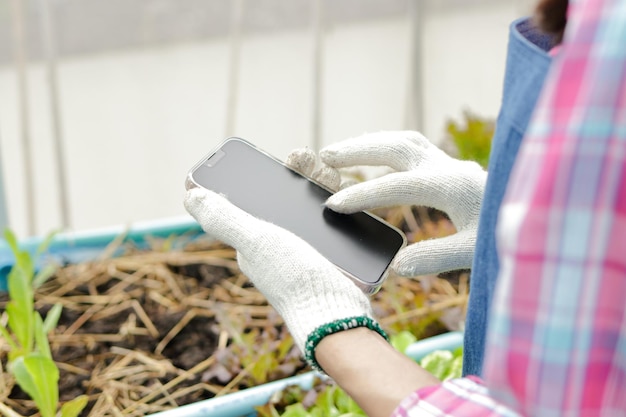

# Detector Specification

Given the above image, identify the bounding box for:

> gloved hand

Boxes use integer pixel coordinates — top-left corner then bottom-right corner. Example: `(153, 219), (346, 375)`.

(287, 131), (486, 277)
(184, 187), (386, 371)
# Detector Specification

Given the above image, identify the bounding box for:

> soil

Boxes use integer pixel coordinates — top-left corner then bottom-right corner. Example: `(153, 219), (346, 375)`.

(0, 240), (262, 416)
(0, 206), (468, 417)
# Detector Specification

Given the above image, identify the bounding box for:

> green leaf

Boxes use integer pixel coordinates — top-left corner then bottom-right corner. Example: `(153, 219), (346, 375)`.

(35, 231), (58, 258)
(34, 313), (52, 359)
(309, 409), (324, 417)
(446, 354), (463, 380)
(445, 111), (494, 169)
(281, 403), (309, 417)
(249, 352), (274, 384)
(315, 386), (341, 417)
(338, 392), (364, 414)
(7, 262), (34, 308)
(42, 303), (63, 334)
(419, 350), (454, 381)
(390, 331), (417, 353)
(33, 263), (58, 289)
(60, 395), (88, 417)
(6, 300), (33, 352)
(279, 384), (306, 405)
(4, 229), (20, 258)
(7, 255), (35, 325)
(419, 348), (464, 381)
(11, 353), (59, 417)
(277, 333), (294, 360)
(16, 250), (35, 283)
(330, 386), (365, 416)
(0, 322), (18, 350)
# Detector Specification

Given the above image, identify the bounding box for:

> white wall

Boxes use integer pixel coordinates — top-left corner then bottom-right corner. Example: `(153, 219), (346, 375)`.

(0, 0), (535, 238)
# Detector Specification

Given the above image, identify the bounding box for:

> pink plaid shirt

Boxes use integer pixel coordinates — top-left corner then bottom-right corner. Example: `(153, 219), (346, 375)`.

(392, 0), (626, 416)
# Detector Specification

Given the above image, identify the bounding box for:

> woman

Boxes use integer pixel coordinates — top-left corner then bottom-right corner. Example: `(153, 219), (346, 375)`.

(185, 0), (626, 415)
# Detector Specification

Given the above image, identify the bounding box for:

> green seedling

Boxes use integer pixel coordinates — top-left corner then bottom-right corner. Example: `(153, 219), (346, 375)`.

(390, 330), (417, 353)
(446, 110), (494, 169)
(419, 346), (463, 381)
(256, 378), (366, 417)
(208, 307), (305, 387)
(0, 229), (87, 417)
(257, 330), (464, 416)
(391, 331), (463, 380)
(240, 328), (299, 384)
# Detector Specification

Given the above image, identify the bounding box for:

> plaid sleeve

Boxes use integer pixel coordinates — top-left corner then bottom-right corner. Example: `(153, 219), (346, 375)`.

(483, 0), (626, 416)
(391, 377), (521, 417)
(394, 2), (625, 416)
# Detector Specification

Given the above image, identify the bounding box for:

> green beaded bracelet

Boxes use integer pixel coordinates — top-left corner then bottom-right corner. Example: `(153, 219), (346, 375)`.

(304, 316), (389, 373)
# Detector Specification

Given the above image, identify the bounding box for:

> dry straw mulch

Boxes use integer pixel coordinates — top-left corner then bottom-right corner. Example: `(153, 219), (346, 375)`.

(0, 206), (468, 417)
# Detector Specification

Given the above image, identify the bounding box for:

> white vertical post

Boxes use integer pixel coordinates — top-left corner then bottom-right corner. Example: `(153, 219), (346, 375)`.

(39, 0), (71, 230)
(405, 0), (424, 132)
(311, 0), (325, 151)
(10, 0), (36, 236)
(224, 0), (244, 138)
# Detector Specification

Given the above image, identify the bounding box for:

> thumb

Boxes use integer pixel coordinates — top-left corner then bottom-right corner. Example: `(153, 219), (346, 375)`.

(286, 147), (342, 192)
(286, 147), (316, 177)
(184, 187), (265, 250)
(391, 228), (476, 276)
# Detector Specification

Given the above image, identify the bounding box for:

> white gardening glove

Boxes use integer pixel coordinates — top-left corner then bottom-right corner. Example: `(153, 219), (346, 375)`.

(287, 131), (486, 277)
(184, 187), (386, 370)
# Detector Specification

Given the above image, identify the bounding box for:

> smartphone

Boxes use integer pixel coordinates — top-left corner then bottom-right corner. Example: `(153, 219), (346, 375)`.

(186, 137), (406, 294)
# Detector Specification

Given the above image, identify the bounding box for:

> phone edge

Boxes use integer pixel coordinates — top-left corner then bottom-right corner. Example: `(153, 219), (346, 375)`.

(185, 137), (408, 294)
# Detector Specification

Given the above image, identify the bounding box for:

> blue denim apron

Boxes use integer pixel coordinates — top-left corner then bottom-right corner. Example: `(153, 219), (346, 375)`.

(462, 17), (556, 376)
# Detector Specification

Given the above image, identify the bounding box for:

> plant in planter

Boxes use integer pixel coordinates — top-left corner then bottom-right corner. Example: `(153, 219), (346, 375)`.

(444, 110), (495, 169)
(0, 203), (468, 416)
(256, 377), (366, 417)
(0, 230), (88, 417)
(255, 333), (463, 417)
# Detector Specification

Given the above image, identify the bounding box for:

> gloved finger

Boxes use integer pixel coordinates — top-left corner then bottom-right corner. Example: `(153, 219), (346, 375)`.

(184, 187), (270, 250)
(339, 178), (358, 190)
(312, 165), (341, 191)
(286, 147), (342, 191)
(391, 228), (476, 277)
(320, 131), (443, 172)
(286, 147), (316, 177)
(326, 171), (480, 228)
(325, 172), (417, 213)
(233, 251), (257, 284)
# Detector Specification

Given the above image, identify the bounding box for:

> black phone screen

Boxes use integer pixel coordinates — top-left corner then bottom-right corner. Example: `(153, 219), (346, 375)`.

(189, 138), (405, 288)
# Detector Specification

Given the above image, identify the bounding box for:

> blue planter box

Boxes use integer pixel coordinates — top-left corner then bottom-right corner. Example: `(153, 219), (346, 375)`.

(0, 217), (464, 417)
(147, 331), (463, 417)
(0, 216), (202, 291)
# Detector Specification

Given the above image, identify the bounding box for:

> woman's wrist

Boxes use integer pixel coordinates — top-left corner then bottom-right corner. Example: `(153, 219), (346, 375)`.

(304, 316), (387, 372)
(315, 327), (440, 417)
